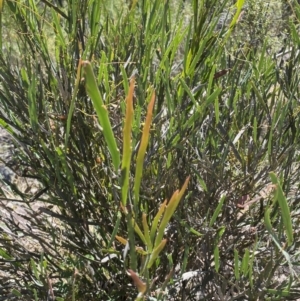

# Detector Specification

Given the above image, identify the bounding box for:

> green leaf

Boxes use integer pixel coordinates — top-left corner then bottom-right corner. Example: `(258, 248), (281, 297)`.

(196, 174), (207, 192)
(30, 259), (38, 280)
(131, 218), (146, 245)
(147, 239), (167, 268)
(107, 211), (122, 249)
(150, 199), (167, 243)
(142, 213), (152, 252)
(264, 207), (294, 275)
(214, 246), (220, 272)
(11, 289), (22, 297)
(266, 288), (291, 297)
(121, 78), (135, 205)
(0, 119), (14, 136)
(214, 95), (220, 124)
(65, 59), (82, 147)
(81, 60), (120, 171)
(51, 9), (66, 47)
(205, 87), (222, 108)
(0, 247), (13, 259)
(234, 0), (245, 22)
(209, 194), (226, 227)
(55, 147), (76, 195)
(241, 248), (249, 276)
(207, 64), (216, 95)
(269, 172), (293, 246)
(248, 236), (259, 288)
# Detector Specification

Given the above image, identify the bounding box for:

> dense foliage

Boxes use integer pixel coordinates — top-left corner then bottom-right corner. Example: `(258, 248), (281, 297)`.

(1, 0), (300, 300)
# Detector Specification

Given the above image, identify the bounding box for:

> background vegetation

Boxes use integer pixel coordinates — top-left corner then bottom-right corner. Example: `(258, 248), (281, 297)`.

(1, 0), (300, 300)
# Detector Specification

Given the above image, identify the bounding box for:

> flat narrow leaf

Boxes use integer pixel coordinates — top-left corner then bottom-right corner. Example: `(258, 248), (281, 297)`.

(115, 235), (127, 245)
(264, 207), (294, 275)
(81, 60), (120, 171)
(51, 9), (66, 46)
(178, 77), (197, 106)
(65, 58), (82, 147)
(155, 177), (190, 248)
(142, 213), (152, 251)
(209, 194), (226, 227)
(121, 78), (135, 205)
(11, 289), (22, 297)
(120, 64), (129, 95)
(27, 70), (38, 133)
(131, 218), (146, 245)
(147, 239), (167, 268)
(241, 248), (249, 276)
(205, 87), (222, 108)
(248, 240), (258, 288)
(150, 199), (167, 243)
(30, 259), (40, 281)
(214, 96), (220, 124)
(134, 91), (156, 207)
(267, 289), (290, 297)
(214, 246), (220, 272)
(208, 64), (216, 95)
(0, 120), (14, 136)
(0, 248), (13, 259)
(55, 147), (76, 195)
(269, 172), (293, 246)
(107, 211), (122, 248)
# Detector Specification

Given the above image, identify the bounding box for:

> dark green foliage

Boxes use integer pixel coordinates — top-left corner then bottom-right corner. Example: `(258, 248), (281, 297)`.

(1, 0), (300, 300)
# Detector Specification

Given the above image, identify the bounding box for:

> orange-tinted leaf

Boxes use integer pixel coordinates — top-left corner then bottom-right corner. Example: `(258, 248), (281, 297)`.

(134, 91), (156, 206)
(121, 78), (135, 205)
(127, 269), (147, 293)
(154, 177), (190, 248)
(116, 235), (127, 245)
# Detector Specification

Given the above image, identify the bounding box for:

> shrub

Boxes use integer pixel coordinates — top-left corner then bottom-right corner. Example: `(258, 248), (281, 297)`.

(1, 0), (300, 300)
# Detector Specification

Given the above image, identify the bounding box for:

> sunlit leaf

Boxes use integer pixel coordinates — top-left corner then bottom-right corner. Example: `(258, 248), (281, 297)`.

(121, 78), (135, 205)
(154, 177), (190, 248)
(81, 60), (120, 171)
(147, 239), (167, 268)
(134, 91), (156, 207)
